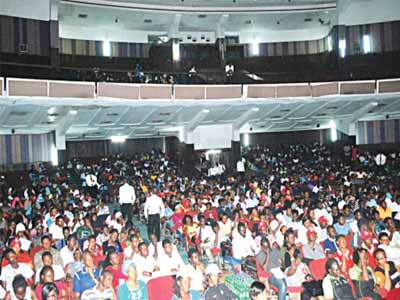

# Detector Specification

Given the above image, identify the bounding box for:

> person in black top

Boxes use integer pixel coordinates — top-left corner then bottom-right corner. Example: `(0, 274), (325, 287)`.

(203, 264), (235, 300)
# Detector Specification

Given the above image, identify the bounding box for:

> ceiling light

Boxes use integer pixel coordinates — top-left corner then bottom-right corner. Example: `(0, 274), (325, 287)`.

(69, 110), (78, 115)
(110, 135), (127, 143)
(202, 109), (210, 113)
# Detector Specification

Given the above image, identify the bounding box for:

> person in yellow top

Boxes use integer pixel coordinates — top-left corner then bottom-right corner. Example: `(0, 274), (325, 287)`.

(376, 201), (392, 221)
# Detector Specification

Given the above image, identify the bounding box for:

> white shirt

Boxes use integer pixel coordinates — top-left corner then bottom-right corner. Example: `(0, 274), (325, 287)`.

(35, 264), (65, 283)
(119, 183), (136, 205)
(196, 225), (214, 248)
(232, 233), (255, 260)
(49, 223), (64, 240)
(157, 250), (184, 274)
(144, 194), (165, 219)
(0, 263), (34, 291)
(237, 161), (245, 173)
(378, 244), (400, 266)
(60, 245), (75, 267)
(85, 174), (98, 187)
(188, 264), (205, 292)
(135, 254), (158, 283)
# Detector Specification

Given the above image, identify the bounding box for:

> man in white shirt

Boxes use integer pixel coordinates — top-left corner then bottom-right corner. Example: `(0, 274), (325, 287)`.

(144, 188), (164, 241)
(0, 250), (34, 292)
(60, 235), (79, 267)
(49, 216), (65, 250)
(118, 179), (136, 222)
(35, 251), (65, 283)
(157, 239), (184, 275)
(232, 223), (255, 262)
(135, 242), (160, 282)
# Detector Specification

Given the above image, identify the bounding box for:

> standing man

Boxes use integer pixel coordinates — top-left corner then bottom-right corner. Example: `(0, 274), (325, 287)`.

(119, 178), (136, 222)
(144, 187), (164, 241)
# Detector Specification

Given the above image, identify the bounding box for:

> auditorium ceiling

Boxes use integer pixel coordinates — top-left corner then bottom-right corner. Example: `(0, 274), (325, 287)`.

(0, 93), (399, 140)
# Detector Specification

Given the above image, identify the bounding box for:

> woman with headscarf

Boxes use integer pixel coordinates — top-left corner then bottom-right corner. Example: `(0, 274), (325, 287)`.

(118, 261), (148, 300)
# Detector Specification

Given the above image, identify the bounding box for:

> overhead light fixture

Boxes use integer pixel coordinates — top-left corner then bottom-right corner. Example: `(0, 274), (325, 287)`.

(251, 107), (260, 112)
(327, 36), (333, 51)
(172, 41), (180, 61)
(339, 39), (346, 58)
(51, 145), (58, 166)
(243, 133), (250, 147)
(110, 135), (127, 143)
(103, 40), (111, 57)
(69, 110), (78, 115)
(202, 109), (210, 113)
(329, 120), (337, 142)
(363, 35), (371, 53)
(205, 149), (221, 155)
(250, 39), (260, 56)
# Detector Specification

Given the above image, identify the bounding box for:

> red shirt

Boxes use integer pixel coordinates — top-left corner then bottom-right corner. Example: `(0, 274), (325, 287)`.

(333, 248), (354, 275)
(105, 265), (127, 287)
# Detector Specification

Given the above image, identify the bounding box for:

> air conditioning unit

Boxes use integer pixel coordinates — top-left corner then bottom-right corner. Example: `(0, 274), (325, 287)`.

(19, 44), (28, 53)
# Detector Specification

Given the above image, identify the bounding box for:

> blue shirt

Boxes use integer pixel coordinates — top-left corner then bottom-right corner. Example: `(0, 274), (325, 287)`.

(324, 238), (338, 254)
(334, 222), (350, 236)
(73, 267), (101, 296)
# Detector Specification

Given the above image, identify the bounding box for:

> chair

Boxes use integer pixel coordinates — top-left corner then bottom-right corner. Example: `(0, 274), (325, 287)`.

(147, 275), (175, 300)
(309, 258), (328, 281)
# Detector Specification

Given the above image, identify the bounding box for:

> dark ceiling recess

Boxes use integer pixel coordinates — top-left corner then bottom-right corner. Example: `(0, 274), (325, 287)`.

(271, 115), (282, 119)
(48, 113), (60, 117)
(198, 14), (207, 18)
(304, 18), (312, 22)
(327, 106), (338, 110)
(159, 112), (171, 116)
(41, 121), (54, 125)
(10, 111), (28, 116)
(280, 109), (291, 112)
(100, 120), (113, 124)
(245, 20), (252, 25)
(316, 113), (327, 116)
(106, 113), (119, 116)
(78, 14), (87, 18)
(144, 19), (152, 23)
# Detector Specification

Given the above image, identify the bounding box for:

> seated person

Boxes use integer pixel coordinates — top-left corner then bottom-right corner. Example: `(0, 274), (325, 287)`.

(323, 226), (338, 254)
(378, 232), (400, 266)
(374, 248), (400, 291)
(333, 235), (354, 276)
(302, 230), (325, 262)
(203, 264), (235, 300)
(171, 266), (202, 300)
(349, 248), (381, 300)
(323, 258), (356, 300)
(256, 237), (287, 300)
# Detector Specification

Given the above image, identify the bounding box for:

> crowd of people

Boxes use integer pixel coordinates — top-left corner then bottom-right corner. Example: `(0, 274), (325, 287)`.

(0, 143), (400, 300)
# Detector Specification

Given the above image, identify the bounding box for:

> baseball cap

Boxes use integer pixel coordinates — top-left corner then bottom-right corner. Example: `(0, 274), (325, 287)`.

(318, 216), (328, 224)
(360, 230), (373, 240)
(306, 229), (317, 238)
(205, 264), (222, 275)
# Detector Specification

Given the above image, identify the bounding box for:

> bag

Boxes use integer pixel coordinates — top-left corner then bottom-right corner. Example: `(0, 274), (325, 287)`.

(302, 280), (324, 297)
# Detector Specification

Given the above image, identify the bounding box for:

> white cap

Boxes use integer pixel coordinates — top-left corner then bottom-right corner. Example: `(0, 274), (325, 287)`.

(205, 264), (222, 275)
(16, 223), (26, 233)
(115, 212), (122, 219)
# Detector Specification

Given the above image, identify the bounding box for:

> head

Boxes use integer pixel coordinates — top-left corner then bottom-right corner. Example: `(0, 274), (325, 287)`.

(82, 250), (94, 268)
(249, 281), (268, 300)
(238, 222), (247, 238)
(40, 266), (55, 284)
(284, 229), (296, 247)
(374, 249), (387, 268)
(41, 235), (52, 251)
(327, 225), (336, 238)
(12, 275), (28, 300)
(42, 251), (53, 266)
(336, 235), (347, 249)
(110, 229), (119, 242)
(260, 237), (270, 253)
(6, 249), (18, 267)
(162, 239), (173, 256)
(138, 242), (149, 257)
(101, 270), (114, 289)
(73, 249), (82, 262)
(379, 232), (390, 246)
(123, 261), (137, 281)
(326, 258), (341, 278)
(354, 248), (368, 266)
(338, 214), (345, 225)
(150, 233), (158, 245)
(42, 282), (58, 300)
(175, 274), (191, 297)
(307, 230), (317, 243)
(109, 251), (120, 267)
(188, 248), (201, 266)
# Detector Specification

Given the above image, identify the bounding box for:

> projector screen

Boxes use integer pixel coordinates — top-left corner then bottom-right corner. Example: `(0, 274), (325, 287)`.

(191, 124), (232, 150)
